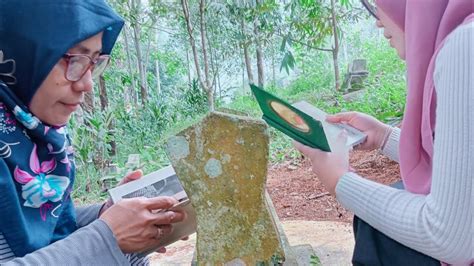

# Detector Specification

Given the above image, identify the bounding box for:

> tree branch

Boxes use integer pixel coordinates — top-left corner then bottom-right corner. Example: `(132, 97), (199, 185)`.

(275, 32), (333, 52)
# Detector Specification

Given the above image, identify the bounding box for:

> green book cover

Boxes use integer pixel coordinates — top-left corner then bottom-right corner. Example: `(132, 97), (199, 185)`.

(250, 84), (331, 152)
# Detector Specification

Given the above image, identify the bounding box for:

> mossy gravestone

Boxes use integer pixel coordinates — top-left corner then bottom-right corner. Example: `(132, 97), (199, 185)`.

(165, 112), (288, 265)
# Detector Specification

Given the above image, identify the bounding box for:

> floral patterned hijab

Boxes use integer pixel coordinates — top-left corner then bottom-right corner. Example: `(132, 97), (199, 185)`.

(0, 0), (123, 257)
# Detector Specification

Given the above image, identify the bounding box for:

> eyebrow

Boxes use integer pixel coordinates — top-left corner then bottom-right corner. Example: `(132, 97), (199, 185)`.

(71, 44), (102, 56)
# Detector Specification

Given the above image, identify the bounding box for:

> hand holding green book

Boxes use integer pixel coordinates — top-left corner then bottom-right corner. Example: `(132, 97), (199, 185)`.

(251, 84), (366, 152)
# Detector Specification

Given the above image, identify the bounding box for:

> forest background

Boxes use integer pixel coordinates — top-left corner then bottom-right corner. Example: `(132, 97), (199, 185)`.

(71, 0), (406, 203)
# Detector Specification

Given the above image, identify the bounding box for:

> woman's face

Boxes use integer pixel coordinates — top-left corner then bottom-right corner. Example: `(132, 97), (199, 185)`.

(376, 7), (406, 59)
(29, 32), (103, 126)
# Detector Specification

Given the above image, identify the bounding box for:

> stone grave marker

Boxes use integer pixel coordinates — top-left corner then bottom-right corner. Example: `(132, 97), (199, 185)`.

(165, 111), (315, 265)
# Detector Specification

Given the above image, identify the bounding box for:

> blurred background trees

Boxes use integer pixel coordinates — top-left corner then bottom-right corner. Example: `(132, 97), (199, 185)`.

(71, 0), (406, 202)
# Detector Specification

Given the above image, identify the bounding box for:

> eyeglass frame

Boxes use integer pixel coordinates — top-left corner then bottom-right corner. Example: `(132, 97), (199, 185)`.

(62, 53), (110, 82)
(360, 0), (378, 20)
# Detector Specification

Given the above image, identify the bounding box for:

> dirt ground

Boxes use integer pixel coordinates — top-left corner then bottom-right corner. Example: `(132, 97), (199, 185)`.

(267, 150), (401, 223)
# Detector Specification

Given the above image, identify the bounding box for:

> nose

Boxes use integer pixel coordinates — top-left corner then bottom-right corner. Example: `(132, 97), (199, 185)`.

(71, 69), (93, 93)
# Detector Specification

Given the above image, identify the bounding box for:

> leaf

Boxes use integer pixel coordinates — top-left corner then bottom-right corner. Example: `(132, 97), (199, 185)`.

(287, 50), (295, 69)
(280, 51), (296, 75)
(280, 35), (288, 51)
(310, 254), (322, 266)
(339, 0), (352, 8)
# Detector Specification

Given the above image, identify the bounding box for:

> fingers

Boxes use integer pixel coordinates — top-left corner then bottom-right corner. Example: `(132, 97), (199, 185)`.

(326, 112), (356, 123)
(293, 141), (325, 158)
(170, 209), (187, 223)
(144, 196), (177, 211)
(153, 210), (186, 225)
(117, 197), (185, 225)
(119, 169), (143, 185)
(293, 141), (311, 154)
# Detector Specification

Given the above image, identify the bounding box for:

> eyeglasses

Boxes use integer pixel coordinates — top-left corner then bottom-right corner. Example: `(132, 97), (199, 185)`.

(62, 53), (110, 82)
(360, 0), (378, 20)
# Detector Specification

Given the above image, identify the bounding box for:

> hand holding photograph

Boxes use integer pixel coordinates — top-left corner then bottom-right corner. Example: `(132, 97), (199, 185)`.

(108, 166), (197, 253)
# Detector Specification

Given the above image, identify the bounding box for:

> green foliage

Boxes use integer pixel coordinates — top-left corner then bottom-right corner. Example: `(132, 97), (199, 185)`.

(69, 2), (406, 207)
(183, 79), (209, 116)
(321, 33), (406, 121)
(70, 109), (115, 168)
(279, 0), (364, 75)
(310, 255), (322, 266)
(268, 129), (302, 163)
(228, 21), (406, 165)
(69, 109), (117, 203)
(280, 50), (296, 75)
(152, 50), (187, 78)
(228, 94), (261, 117)
(70, 90), (208, 202)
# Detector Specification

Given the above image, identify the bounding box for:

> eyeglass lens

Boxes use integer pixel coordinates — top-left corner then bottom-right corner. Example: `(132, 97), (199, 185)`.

(91, 57), (109, 79)
(66, 55), (109, 81)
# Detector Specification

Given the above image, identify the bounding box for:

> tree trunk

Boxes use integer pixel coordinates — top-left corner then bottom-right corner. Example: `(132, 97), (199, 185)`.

(272, 47), (276, 86)
(208, 27), (220, 101)
(330, 0), (341, 92)
(186, 46), (192, 85)
(181, 0), (205, 95)
(241, 48), (245, 92)
(144, 42), (151, 79)
(131, 0), (148, 105)
(254, 19), (265, 87)
(241, 19), (254, 85)
(199, 0), (214, 110)
(132, 23), (148, 105)
(83, 91), (95, 113)
(123, 26), (138, 106)
(98, 74), (116, 157)
(99, 75), (108, 111)
(208, 34), (216, 94)
(302, 52), (306, 74)
(108, 120), (117, 157)
(155, 28), (161, 97)
(155, 60), (161, 96)
(254, 0), (265, 87)
(218, 54), (223, 99)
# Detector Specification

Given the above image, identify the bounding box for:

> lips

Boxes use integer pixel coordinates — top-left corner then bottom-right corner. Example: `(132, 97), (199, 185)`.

(61, 102), (81, 112)
(62, 102), (81, 107)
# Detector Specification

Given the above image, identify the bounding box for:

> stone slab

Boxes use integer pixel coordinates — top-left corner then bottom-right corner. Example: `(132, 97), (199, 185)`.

(165, 112), (285, 264)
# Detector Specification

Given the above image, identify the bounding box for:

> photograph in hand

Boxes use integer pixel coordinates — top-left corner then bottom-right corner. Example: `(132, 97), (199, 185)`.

(108, 166), (196, 253)
(122, 173), (186, 201)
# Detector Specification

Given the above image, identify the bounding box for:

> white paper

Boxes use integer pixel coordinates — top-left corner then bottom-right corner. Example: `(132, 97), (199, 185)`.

(292, 101), (367, 149)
